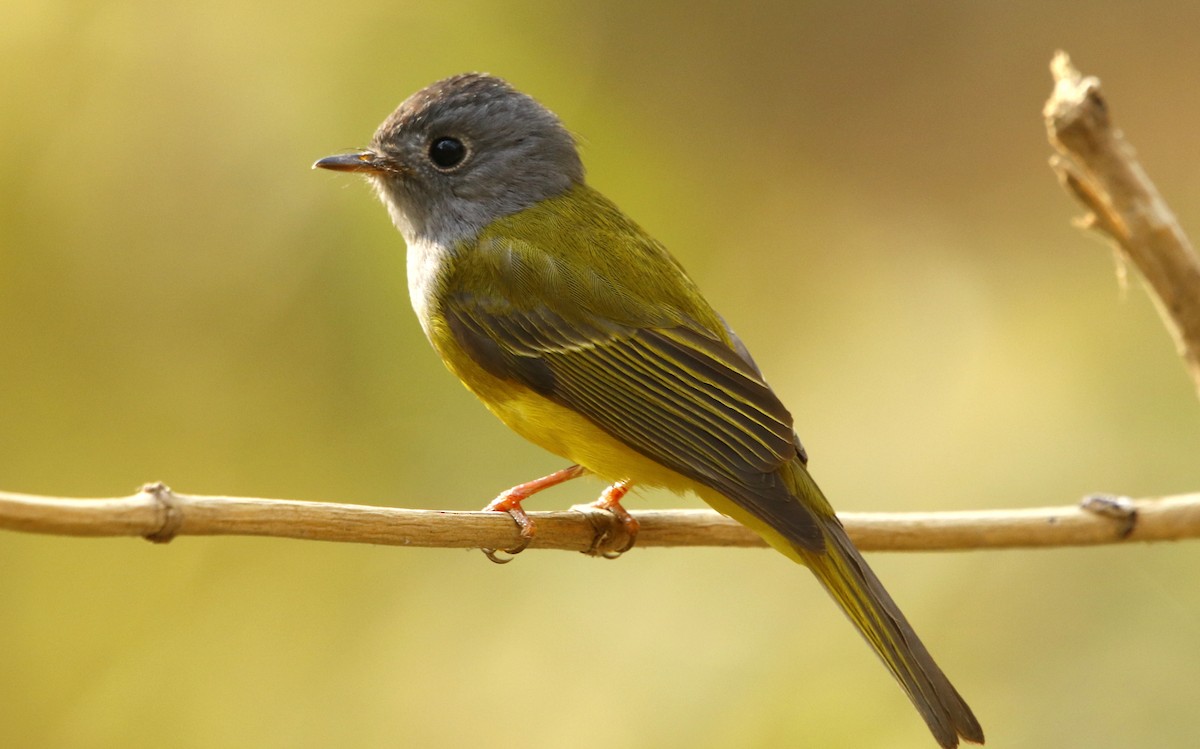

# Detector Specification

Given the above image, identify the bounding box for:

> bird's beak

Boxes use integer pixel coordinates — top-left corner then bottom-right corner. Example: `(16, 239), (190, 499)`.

(312, 150), (399, 175)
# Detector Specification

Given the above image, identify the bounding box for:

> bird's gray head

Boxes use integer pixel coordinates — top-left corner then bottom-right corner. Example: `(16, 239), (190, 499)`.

(314, 73), (584, 246)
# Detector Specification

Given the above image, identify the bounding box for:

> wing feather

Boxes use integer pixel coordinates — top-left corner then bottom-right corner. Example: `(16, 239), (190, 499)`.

(444, 296), (824, 549)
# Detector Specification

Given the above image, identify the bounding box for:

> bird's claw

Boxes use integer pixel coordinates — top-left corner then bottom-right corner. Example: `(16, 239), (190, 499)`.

(480, 505), (536, 564)
(574, 480), (639, 559)
(482, 544), (526, 564)
(477, 465), (588, 564)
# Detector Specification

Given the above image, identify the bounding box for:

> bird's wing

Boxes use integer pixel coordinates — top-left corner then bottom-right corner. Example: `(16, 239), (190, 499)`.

(443, 295), (824, 549)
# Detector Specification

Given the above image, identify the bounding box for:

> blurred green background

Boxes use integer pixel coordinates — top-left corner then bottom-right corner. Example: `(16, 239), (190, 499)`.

(3, 1), (1200, 747)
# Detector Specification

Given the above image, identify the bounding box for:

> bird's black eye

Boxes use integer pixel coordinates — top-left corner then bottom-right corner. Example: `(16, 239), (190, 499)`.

(429, 137), (467, 169)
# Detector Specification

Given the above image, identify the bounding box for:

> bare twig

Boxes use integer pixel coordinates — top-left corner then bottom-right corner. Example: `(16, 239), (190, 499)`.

(1045, 51), (1200, 397)
(1, 483), (1197, 554)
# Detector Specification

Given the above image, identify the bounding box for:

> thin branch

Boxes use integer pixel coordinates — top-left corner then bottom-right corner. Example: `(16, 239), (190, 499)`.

(1, 483), (1198, 554)
(1045, 51), (1200, 398)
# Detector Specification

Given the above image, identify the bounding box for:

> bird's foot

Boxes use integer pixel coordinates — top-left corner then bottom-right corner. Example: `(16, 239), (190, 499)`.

(480, 464), (588, 563)
(576, 480), (639, 559)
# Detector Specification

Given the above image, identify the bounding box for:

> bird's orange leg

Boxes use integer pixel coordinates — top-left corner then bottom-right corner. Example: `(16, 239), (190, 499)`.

(583, 480), (639, 559)
(481, 464), (589, 563)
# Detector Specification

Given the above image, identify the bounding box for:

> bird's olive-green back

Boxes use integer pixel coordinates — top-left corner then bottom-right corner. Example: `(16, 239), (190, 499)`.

(451, 183), (719, 331)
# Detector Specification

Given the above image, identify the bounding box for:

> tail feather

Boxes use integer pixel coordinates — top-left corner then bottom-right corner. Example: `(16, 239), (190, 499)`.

(777, 462), (983, 747)
(696, 460), (984, 746)
(796, 520), (984, 748)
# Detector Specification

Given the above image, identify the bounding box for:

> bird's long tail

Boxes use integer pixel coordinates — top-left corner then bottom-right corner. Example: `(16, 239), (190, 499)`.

(785, 466), (984, 748)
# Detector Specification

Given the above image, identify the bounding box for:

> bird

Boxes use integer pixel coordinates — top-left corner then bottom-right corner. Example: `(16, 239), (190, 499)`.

(314, 72), (983, 748)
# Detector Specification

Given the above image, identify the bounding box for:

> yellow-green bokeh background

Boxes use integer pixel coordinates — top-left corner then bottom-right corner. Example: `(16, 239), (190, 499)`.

(4, 2), (1200, 747)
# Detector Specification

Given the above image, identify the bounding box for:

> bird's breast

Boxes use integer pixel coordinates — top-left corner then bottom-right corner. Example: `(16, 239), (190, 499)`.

(405, 236), (453, 340)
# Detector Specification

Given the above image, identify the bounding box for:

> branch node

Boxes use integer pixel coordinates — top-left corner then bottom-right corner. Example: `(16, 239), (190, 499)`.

(1049, 155), (1127, 243)
(142, 482), (183, 544)
(1080, 494), (1138, 539)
